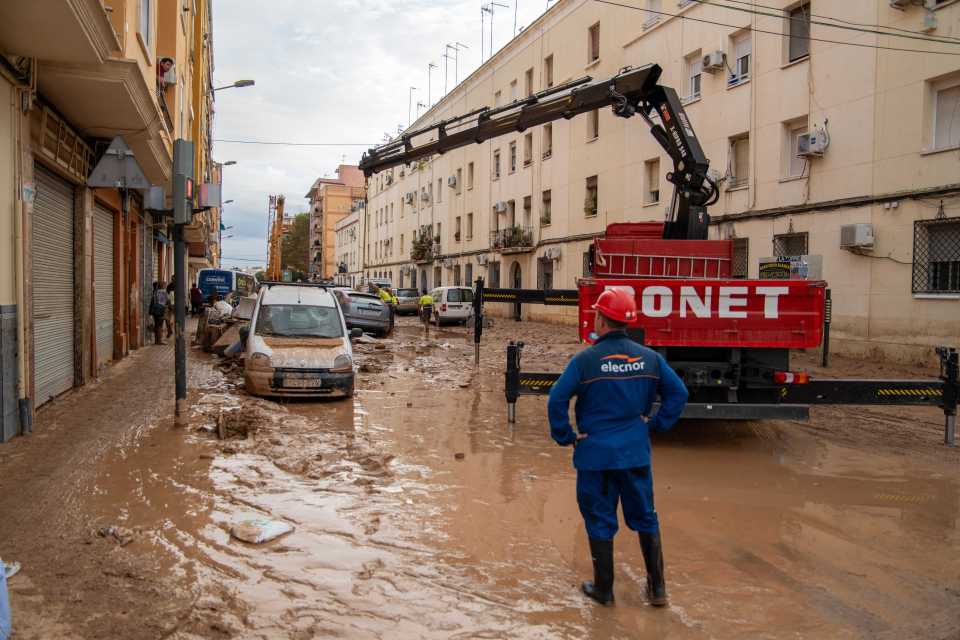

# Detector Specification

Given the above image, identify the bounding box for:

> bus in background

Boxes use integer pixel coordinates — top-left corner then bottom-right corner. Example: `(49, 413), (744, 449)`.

(197, 268), (257, 304)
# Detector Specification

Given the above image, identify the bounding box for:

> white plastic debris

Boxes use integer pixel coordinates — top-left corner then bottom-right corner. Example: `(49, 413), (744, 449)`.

(230, 518), (295, 544)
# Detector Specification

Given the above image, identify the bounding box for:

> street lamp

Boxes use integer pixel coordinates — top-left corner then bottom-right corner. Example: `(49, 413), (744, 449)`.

(222, 160), (237, 166)
(211, 79), (255, 93)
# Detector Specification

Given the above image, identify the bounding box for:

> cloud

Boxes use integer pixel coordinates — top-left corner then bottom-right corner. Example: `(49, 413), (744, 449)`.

(214, 0), (548, 268)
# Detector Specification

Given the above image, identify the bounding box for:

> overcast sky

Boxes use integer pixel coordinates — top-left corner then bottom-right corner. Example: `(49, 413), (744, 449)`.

(214, 0), (552, 269)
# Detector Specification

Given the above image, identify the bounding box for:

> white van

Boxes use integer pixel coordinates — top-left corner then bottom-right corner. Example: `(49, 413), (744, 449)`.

(429, 286), (474, 326)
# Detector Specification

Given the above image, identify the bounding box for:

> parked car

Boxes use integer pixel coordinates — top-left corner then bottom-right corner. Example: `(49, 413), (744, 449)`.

(395, 288), (420, 315)
(244, 284), (360, 399)
(338, 291), (392, 337)
(429, 286), (474, 326)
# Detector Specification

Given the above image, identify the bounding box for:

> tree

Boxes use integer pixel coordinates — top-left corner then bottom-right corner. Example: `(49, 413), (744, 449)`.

(280, 212), (310, 275)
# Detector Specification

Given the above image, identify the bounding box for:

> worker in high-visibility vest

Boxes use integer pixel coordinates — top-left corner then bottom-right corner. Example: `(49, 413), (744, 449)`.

(418, 291), (434, 338)
(547, 288), (688, 607)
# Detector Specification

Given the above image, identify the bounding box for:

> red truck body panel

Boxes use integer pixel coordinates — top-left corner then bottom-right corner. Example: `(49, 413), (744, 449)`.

(594, 225), (733, 279)
(577, 277), (826, 348)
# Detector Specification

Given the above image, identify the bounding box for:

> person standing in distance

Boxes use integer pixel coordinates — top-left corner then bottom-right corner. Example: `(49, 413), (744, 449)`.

(547, 288), (688, 607)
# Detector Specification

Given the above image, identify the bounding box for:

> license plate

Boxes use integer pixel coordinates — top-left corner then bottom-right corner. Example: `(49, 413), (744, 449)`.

(360, 308), (380, 315)
(284, 376), (323, 388)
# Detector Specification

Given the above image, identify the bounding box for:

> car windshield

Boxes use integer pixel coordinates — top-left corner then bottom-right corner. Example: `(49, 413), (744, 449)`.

(397, 288), (418, 298)
(255, 304), (343, 338)
(448, 288), (473, 303)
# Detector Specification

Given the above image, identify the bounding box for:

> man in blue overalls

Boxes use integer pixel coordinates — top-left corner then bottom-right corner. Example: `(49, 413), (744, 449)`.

(548, 288), (688, 607)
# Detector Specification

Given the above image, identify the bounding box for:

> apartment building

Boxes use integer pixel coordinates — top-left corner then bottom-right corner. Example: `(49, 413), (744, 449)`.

(306, 164), (366, 279)
(360, 0), (960, 362)
(0, 0), (218, 442)
(333, 206), (364, 287)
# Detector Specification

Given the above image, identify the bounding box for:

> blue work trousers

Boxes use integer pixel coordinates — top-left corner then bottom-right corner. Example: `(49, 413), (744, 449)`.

(0, 562), (10, 640)
(576, 466), (659, 540)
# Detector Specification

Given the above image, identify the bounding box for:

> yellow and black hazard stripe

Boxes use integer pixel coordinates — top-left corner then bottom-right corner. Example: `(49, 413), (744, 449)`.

(876, 388), (942, 397)
(520, 378), (557, 388)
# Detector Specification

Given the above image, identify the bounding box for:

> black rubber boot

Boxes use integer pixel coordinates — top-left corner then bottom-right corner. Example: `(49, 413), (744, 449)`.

(639, 531), (668, 606)
(581, 538), (615, 605)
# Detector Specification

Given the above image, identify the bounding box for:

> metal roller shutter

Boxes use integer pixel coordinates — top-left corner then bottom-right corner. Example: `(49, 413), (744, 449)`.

(93, 204), (114, 364)
(32, 165), (75, 405)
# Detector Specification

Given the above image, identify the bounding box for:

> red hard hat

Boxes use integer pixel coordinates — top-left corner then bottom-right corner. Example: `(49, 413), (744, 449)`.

(593, 288), (637, 323)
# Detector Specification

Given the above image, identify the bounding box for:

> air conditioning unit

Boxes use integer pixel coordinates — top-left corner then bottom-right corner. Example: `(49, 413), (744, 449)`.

(399, 168), (405, 177)
(493, 201), (508, 214)
(404, 192), (414, 204)
(797, 130), (828, 157)
(543, 247), (561, 260)
(476, 254), (489, 265)
(442, 258), (454, 269)
(840, 223), (875, 249)
(702, 51), (725, 73)
(447, 175), (458, 188)
(385, 173), (393, 184)
(421, 191), (431, 202)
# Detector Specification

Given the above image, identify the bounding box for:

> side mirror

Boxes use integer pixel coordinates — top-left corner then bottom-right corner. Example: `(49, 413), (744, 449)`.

(350, 328), (363, 339)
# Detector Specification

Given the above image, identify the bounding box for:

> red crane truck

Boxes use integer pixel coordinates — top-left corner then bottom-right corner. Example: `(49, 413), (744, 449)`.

(360, 64), (958, 444)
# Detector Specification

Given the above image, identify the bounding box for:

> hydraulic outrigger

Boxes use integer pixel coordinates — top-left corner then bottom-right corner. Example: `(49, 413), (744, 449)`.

(360, 65), (958, 446)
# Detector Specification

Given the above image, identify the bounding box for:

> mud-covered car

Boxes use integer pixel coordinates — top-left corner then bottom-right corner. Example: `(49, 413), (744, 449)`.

(338, 291), (392, 337)
(244, 284), (361, 398)
(394, 288), (420, 315)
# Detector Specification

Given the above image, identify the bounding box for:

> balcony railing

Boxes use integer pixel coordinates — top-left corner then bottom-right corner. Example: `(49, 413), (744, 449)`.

(156, 84), (174, 133)
(490, 226), (534, 253)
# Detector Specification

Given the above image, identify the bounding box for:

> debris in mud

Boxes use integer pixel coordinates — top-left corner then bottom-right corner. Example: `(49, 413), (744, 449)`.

(230, 518), (295, 544)
(97, 526), (137, 546)
(454, 453), (466, 460)
(374, 343), (387, 350)
(216, 408), (259, 440)
(359, 361), (384, 374)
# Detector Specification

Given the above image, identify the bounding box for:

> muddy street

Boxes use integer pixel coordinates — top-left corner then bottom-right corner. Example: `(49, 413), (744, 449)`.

(1, 316), (958, 639)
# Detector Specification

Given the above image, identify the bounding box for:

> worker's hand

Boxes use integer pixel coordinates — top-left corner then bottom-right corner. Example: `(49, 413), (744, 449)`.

(573, 433), (588, 448)
(640, 415), (649, 423)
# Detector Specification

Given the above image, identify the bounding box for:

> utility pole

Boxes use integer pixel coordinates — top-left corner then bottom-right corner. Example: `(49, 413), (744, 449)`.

(171, 139), (194, 421)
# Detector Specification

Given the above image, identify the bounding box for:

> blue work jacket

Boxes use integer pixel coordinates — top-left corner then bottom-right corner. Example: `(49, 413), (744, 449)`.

(547, 330), (689, 470)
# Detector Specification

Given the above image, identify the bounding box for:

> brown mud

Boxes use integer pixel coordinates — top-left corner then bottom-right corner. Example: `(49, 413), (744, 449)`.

(0, 317), (958, 639)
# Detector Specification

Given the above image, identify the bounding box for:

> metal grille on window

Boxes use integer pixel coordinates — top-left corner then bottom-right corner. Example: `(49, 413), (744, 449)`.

(732, 237), (749, 278)
(537, 258), (554, 290)
(912, 217), (960, 294)
(773, 232), (808, 256)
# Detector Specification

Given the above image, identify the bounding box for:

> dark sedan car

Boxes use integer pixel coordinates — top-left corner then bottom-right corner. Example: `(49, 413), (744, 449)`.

(338, 291), (392, 337)
(395, 288), (420, 315)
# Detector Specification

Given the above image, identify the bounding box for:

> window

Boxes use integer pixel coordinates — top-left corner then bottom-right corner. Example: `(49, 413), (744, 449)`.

(507, 199), (516, 226)
(525, 68), (534, 96)
(467, 162), (474, 189)
(390, 203), (394, 221)
(645, 158), (660, 204)
(139, 0), (152, 47)
(541, 190), (552, 225)
(685, 51), (702, 101)
(427, 182), (433, 203)
(494, 90), (502, 107)
(538, 258), (554, 290)
(456, 168), (463, 194)
(784, 120), (808, 178)
(732, 237), (749, 278)
(730, 31), (751, 85)
(400, 234), (404, 253)
(934, 81), (960, 151)
(523, 132), (533, 166)
(913, 218), (960, 294)
(583, 251), (593, 276)
(466, 263), (473, 286)
(585, 175), (598, 217)
(773, 232), (808, 256)
(587, 109), (599, 140)
(523, 195), (532, 227)
(510, 79), (518, 102)
(544, 55), (554, 88)
(787, 3), (810, 62)
(729, 134), (749, 188)
(467, 213), (474, 239)
(588, 22), (600, 63)
(488, 261), (501, 288)
(455, 216), (462, 242)
(542, 124), (553, 159)
(509, 141), (517, 173)
(454, 265), (462, 286)
(493, 150), (501, 179)
(644, 0), (661, 29)
(436, 178), (442, 203)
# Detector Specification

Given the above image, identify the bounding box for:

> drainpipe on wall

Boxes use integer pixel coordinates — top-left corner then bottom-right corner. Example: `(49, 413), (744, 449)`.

(13, 82), (31, 434)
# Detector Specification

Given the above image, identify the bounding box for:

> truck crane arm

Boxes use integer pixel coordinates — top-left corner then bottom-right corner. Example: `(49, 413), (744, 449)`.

(359, 64), (718, 240)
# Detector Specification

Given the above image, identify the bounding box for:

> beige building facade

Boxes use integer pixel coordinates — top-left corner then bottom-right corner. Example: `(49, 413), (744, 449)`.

(0, 0), (218, 442)
(306, 164), (366, 279)
(333, 206), (364, 287)
(360, 0), (960, 362)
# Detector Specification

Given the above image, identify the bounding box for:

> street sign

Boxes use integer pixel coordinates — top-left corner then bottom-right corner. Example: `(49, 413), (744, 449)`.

(87, 136), (150, 190)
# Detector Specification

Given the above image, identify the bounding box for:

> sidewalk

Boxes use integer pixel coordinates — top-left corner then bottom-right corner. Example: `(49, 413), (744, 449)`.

(0, 334), (212, 639)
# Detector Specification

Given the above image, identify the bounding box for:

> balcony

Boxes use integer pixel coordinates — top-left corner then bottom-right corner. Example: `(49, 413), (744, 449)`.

(410, 239), (435, 264)
(491, 226), (534, 254)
